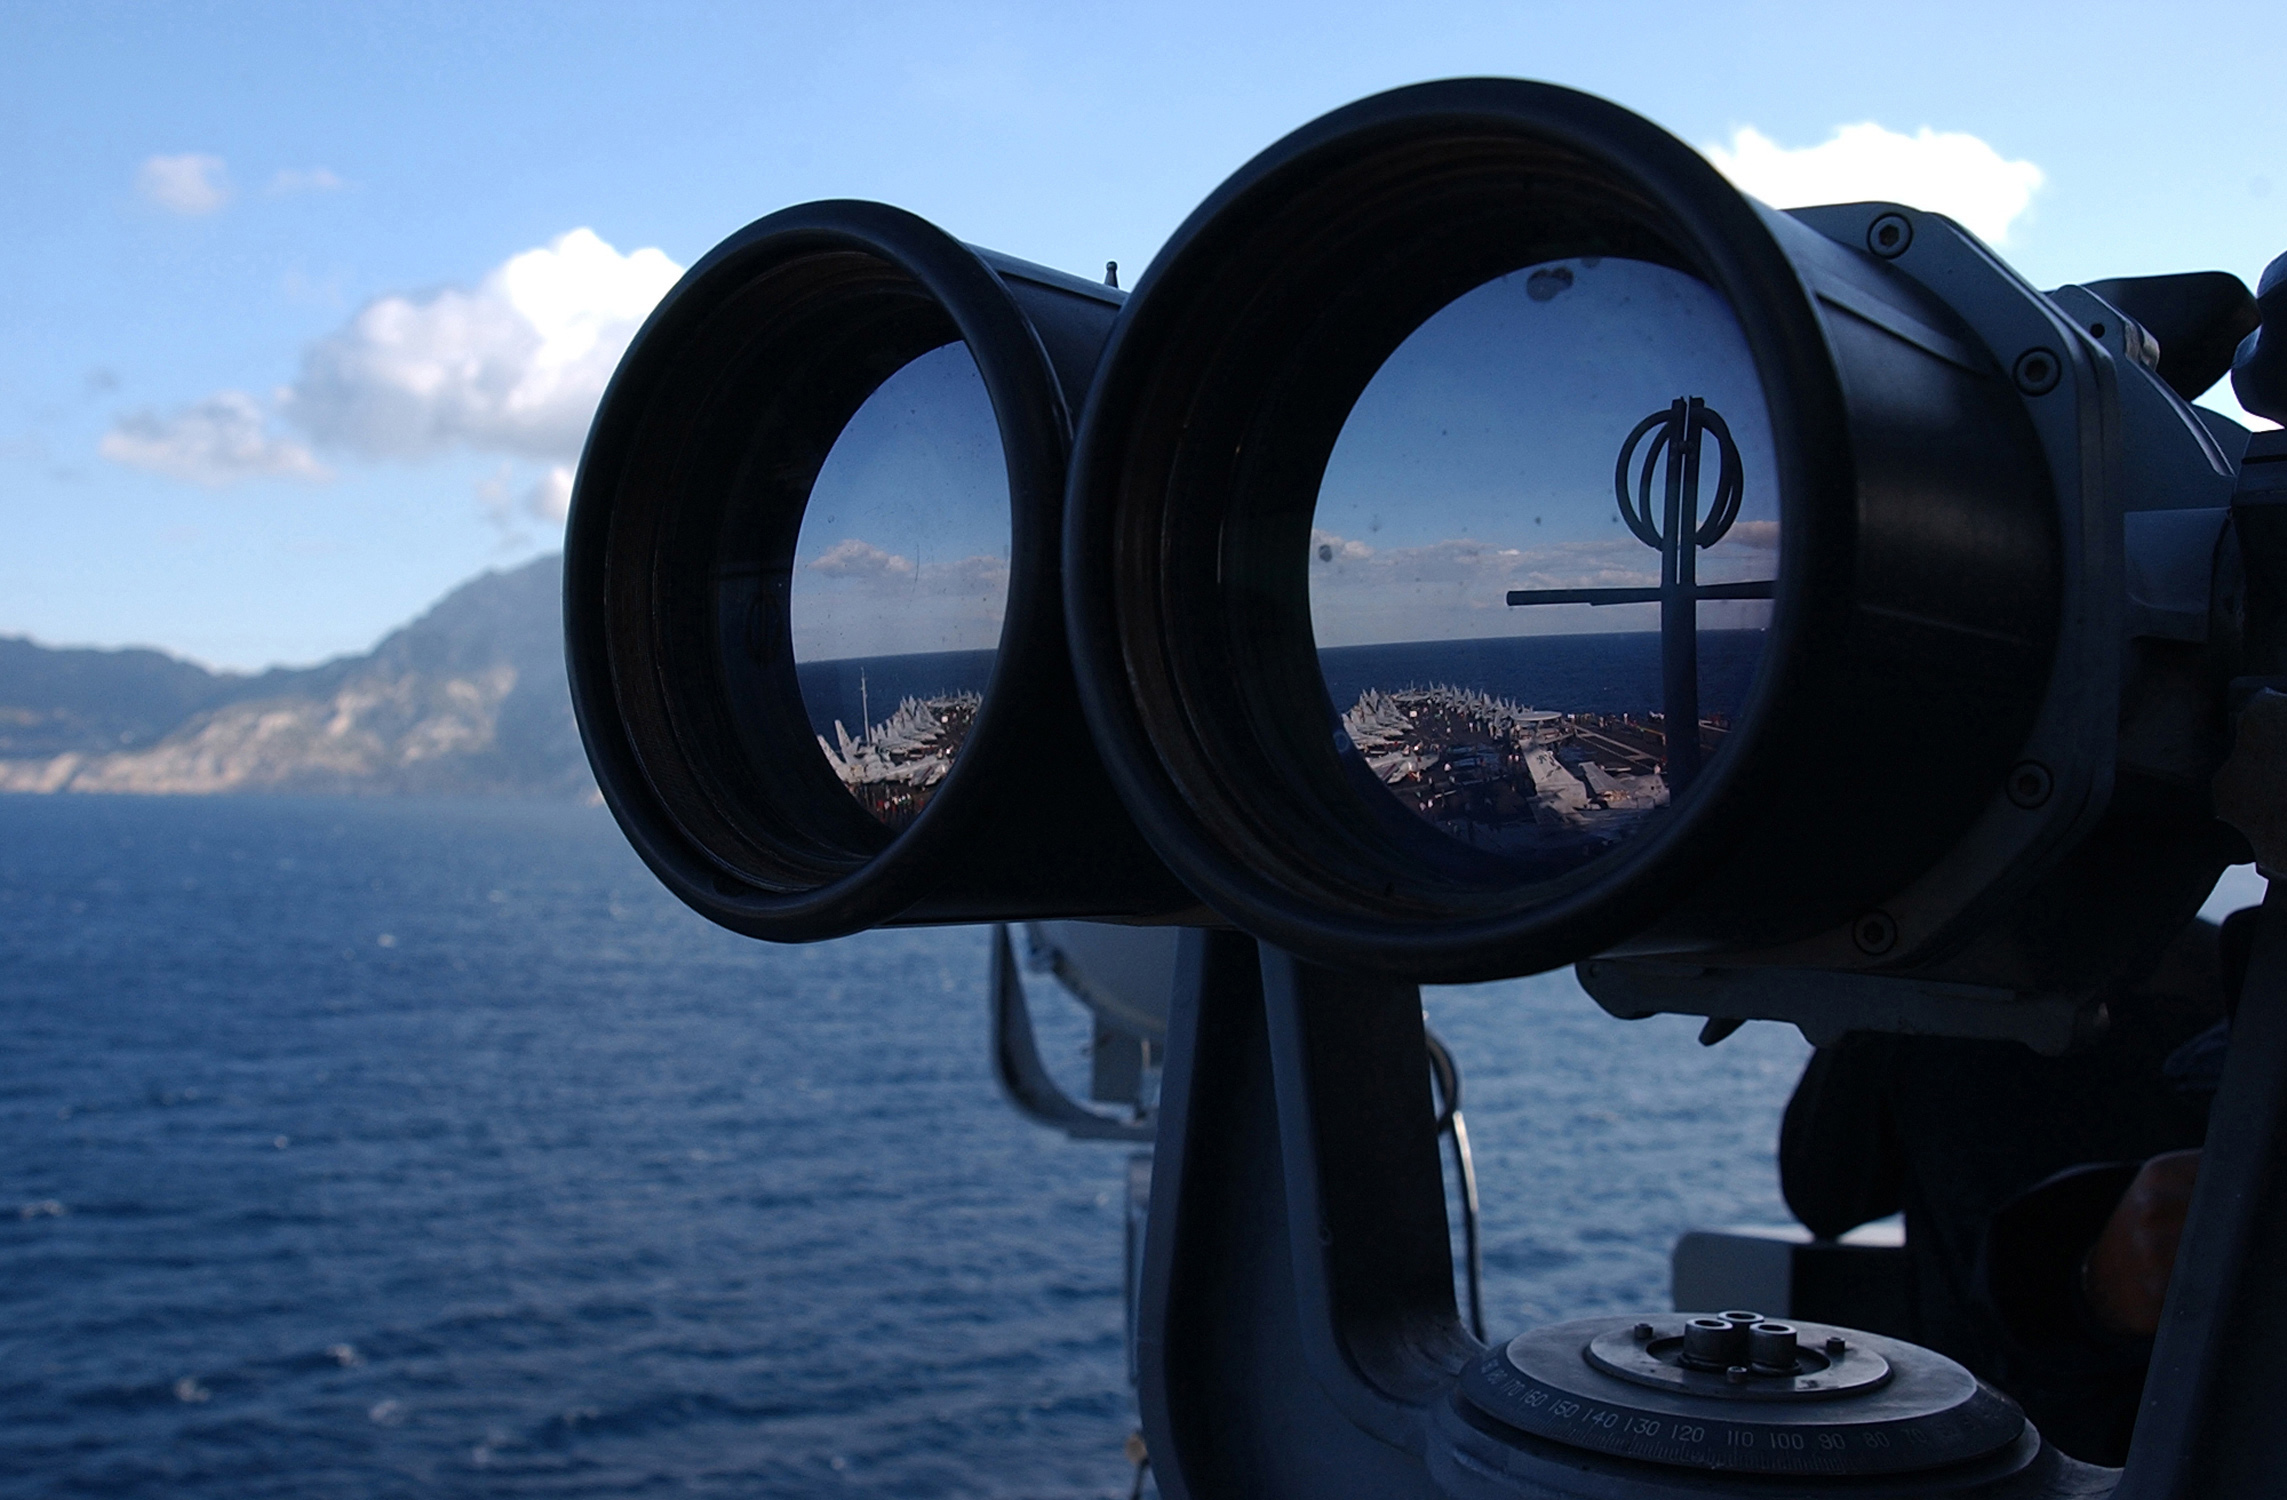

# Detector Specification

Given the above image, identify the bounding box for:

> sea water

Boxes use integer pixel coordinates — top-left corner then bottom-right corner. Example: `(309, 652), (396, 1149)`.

(0, 795), (1807, 1498)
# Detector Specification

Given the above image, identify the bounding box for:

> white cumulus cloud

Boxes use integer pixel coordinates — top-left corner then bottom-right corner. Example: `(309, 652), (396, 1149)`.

(809, 538), (917, 578)
(1703, 123), (2044, 246)
(790, 542), (1011, 658)
(476, 462), (577, 537)
(527, 464), (574, 524)
(283, 228), (684, 463)
(269, 166), (345, 195)
(98, 229), (683, 501)
(136, 153), (232, 215)
(100, 391), (328, 486)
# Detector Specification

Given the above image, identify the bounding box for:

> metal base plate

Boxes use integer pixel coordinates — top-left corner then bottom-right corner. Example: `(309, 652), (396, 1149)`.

(1456, 1315), (2026, 1478)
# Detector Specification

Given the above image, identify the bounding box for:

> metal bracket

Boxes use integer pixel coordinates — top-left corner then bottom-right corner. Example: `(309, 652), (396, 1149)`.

(1577, 956), (2099, 1054)
(987, 923), (1154, 1141)
(1749, 204), (2125, 974)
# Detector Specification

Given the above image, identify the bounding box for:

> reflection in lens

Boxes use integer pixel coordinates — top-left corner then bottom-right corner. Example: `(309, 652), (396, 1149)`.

(1311, 258), (1779, 878)
(791, 343), (1010, 831)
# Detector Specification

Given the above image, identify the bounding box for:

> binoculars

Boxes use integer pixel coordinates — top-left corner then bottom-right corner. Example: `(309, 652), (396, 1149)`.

(564, 75), (2287, 1500)
(565, 76), (2279, 1005)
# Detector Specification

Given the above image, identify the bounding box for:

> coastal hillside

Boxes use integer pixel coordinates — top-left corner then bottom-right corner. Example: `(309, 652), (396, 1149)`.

(0, 555), (591, 798)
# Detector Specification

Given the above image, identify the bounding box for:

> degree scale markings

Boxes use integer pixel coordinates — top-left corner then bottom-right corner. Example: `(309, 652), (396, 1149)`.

(1456, 1317), (2025, 1479)
(1474, 1356), (1906, 1476)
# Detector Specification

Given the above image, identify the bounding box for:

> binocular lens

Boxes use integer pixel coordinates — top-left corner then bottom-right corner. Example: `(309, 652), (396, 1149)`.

(788, 342), (1011, 831)
(1312, 257), (1779, 879)
(569, 200), (1191, 939)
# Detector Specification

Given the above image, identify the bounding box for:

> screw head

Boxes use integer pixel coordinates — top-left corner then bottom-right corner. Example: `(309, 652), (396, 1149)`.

(2013, 347), (2062, 395)
(1867, 212), (1914, 259)
(1853, 911), (1899, 956)
(1633, 1322), (1656, 1342)
(1826, 1335), (1848, 1356)
(2007, 760), (2053, 808)
(1726, 1365), (1750, 1384)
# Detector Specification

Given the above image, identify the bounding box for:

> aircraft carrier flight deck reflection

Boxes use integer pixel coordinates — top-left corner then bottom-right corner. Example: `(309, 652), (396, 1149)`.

(814, 687), (982, 831)
(1328, 628), (1765, 867)
(796, 647), (997, 833)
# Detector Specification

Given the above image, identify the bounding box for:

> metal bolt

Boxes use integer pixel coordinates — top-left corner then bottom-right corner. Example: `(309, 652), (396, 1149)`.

(2013, 347), (2063, 395)
(1826, 1336), (1848, 1356)
(1867, 212), (1914, 259)
(1852, 911), (1899, 956)
(1726, 1365), (1750, 1384)
(1748, 1321), (1800, 1371)
(2007, 760), (2053, 809)
(1633, 1322), (1656, 1342)
(1684, 1317), (1750, 1369)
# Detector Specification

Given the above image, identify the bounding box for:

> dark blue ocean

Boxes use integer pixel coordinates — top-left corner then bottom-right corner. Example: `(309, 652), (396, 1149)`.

(0, 794), (1807, 1498)
(1316, 629), (1769, 720)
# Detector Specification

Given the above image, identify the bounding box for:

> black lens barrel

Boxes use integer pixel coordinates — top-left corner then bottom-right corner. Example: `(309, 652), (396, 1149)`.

(565, 84), (2132, 984)
(566, 201), (1193, 941)
(1061, 80), (2061, 981)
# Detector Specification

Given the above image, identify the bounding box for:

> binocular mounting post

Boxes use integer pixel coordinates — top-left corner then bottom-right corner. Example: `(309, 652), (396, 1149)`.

(1137, 885), (2287, 1497)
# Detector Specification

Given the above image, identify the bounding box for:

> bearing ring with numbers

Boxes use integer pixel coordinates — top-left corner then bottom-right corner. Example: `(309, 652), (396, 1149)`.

(1452, 1314), (2028, 1479)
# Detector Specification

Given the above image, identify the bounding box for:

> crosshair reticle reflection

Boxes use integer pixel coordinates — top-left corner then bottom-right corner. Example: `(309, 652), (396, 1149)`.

(1311, 257), (1780, 878)
(784, 342), (1012, 832)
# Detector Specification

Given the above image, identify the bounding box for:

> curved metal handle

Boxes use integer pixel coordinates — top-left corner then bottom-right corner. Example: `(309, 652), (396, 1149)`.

(988, 924), (1155, 1143)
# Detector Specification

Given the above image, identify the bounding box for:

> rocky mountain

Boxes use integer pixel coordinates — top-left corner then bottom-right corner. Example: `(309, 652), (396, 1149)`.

(0, 555), (592, 798)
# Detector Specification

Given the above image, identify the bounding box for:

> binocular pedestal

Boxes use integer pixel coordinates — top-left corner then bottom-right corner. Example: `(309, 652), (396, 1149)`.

(1135, 914), (2287, 1498)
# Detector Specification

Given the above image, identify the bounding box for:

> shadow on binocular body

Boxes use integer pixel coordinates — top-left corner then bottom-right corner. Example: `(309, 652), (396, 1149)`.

(1311, 255), (1778, 884)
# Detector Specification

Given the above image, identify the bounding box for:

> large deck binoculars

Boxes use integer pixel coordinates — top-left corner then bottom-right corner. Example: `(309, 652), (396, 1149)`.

(565, 76), (2282, 1006)
(564, 77), (2287, 1500)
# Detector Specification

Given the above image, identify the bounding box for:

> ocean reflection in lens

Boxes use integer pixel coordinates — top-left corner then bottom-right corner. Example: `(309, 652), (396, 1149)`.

(791, 343), (1009, 831)
(1311, 258), (1779, 877)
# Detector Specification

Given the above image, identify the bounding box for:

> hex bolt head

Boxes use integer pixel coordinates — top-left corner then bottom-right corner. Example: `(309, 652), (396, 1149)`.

(1853, 911), (1899, 956)
(1748, 1321), (1800, 1371)
(1684, 1317), (1750, 1369)
(1867, 212), (1914, 259)
(2007, 760), (2053, 808)
(2014, 347), (2063, 395)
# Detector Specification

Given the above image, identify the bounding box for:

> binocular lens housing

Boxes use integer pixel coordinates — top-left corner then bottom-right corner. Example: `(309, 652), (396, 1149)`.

(567, 201), (1191, 941)
(1066, 80), (2061, 982)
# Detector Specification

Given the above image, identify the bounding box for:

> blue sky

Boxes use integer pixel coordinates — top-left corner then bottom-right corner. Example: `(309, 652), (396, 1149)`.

(1, 0), (2280, 670)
